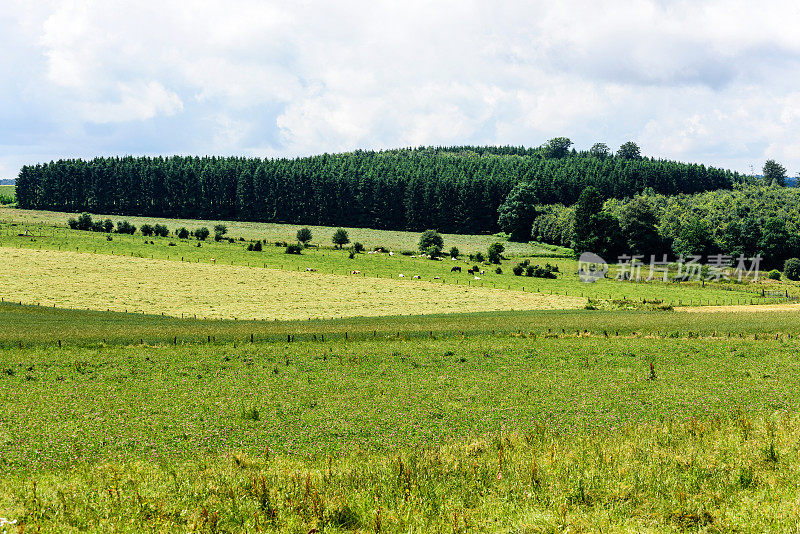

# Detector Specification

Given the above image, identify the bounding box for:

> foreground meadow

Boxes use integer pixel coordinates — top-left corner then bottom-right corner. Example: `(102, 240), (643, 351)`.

(2, 325), (800, 531)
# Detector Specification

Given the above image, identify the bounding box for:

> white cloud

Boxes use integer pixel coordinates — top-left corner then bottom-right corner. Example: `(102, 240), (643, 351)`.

(2, 0), (800, 176)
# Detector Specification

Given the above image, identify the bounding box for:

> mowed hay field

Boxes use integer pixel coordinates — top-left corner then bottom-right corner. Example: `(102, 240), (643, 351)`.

(0, 247), (584, 320)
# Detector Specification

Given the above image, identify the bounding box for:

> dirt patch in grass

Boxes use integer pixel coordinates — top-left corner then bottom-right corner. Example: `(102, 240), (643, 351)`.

(0, 247), (584, 320)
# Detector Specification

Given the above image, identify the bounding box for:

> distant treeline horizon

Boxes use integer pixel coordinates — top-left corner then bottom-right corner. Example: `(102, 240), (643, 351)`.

(15, 142), (740, 234)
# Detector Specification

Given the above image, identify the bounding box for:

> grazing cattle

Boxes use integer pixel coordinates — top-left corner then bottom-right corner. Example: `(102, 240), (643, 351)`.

(467, 268), (475, 275)
(434, 276), (440, 279)
(306, 267), (317, 272)
(398, 274), (405, 278)
(480, 270), (485, 275)
(474, 276), (481, 280)
(210, 258), (215, 264)
(412, 275), (421, 279)
(451, 266), (462, 273)
(351, 270), (361, 274)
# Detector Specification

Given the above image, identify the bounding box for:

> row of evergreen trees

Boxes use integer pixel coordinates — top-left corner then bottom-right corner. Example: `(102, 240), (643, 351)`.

(15, 144), (739, 234)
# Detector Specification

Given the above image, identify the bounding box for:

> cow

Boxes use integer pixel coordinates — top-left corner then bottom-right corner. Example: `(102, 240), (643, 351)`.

(210, 258), (215, 264)
(398, 274), (405, 278)
(413, 275), (421, 279)
(451, 266), (462, 273)
(467, 268), (475, 275)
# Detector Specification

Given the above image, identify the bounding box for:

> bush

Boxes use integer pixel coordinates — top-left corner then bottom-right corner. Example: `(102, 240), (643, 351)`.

(495, 267), (502, 274)
(285, 244), (302, 254)
(332, 228), (350, 248)
(67, 217), (78, 229)
(784, 258), (800, 280)
(71, 212), (93, 231)
(102, 219), (114, 233)
(153, 224), (169, 237)
(177, 227), (189, 239)
(195, 227), (210, 241)
(91, 220), (105, 232)
(401, 250), (414, 256)
(419, 230), (443, 255)
(353, 242), (364, 253)
(488, 242), (505, 264)
(519, 262), (559, 279)
(214, 224), (228, 241)
(768, 269), (782, 280)
(297, 227), (312, 245)
(449, 246), (459, 258)
(374, 246), (389, 253)
(512, 265), (524, 276)
(474, 252), (485, 263)
(140, 224), (154, 237)
(116, 220), (136, 234)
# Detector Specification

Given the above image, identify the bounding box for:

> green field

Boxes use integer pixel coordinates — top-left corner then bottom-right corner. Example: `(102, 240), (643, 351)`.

(0, 207), (568, 256)
(4, 208), (800, 532)
(2, 304), (800, 531)
(0, 215), (792, 316)
(0, 185), (14, 204)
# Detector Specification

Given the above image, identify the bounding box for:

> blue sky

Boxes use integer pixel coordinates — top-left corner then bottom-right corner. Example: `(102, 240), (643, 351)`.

(2, 0), (800, 178)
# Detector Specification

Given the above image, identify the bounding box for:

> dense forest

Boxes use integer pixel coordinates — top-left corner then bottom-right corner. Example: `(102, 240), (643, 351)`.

(531, 184), (800, 269)
(16, 141), (740, 234)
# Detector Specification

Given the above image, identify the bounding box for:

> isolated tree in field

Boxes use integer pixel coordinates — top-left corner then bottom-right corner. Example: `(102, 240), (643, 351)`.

(541, 137), (573, 159)
(332, 228), (350, 248)
(297, 227), (312, 245)
(784, 258), (800, 281)
(763, 160), (787, 187)
(589, 143), (611, 159)
(115, 220), (136, 234)
(195, 227), (210, 241)
(418, 229), (444, 255)
(76, 212), (93, 231)
(497, 182), (538, 242)
(449, 246), (459, 258)
(214, 224), (228, 241)
(617, 141), (641, 160)
(177, 227), (189, 239)
(487, 242), (505, 264)
(153, 224), (169, 238)
(140, 224), (154, 237)
(352, 242), (364, 253)
(102, 219), (114, 233)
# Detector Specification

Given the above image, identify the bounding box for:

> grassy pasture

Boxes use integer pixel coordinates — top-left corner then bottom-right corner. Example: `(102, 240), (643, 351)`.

(0, 206), (568, 256)
(2, 333), (800, 531)
(0, 248), (583, 320)
(0, 185), (14, 201)
(0, 219), (789, 310)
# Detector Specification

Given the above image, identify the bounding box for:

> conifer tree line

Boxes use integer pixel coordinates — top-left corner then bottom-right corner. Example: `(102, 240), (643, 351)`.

(15, 142), (739, 234)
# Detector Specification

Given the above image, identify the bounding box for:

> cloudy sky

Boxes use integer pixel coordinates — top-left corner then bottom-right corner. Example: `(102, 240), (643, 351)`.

(1, 0), (799, 177)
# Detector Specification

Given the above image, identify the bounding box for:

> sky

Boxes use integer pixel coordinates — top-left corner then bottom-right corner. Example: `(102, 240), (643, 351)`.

(2, 0), (800, 178)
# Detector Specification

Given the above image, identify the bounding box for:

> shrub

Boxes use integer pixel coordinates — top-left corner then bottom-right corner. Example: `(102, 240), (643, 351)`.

(449, 246), (459, 258)
(177, 227), (189, 239)
(488, 242), (505, 264)
(297, 227), (313, 245)
(252, 241), (262, 252)
(332, 228), (350, 248)
(419, 230), (443, 255)
(495, 267), (502, 274)
(784, 258), (800, 281)
(102, 219), (114, 233)
(353, 242), (364, 253)
(140, 224), (154, 237)
(91, 220), (105, 232)
(474, 252), (485, 263)
(195, 227), (210, 241)
(401, 250), (414, 256)
(426, 245), (442, 259)
(374, 246), (389, 253)
(74, 212), (93, 231)
(116, 220), (136, 234)
(512, 265), (524, 276)
(214, 224), (228, 241)
(153, 224), (169, 237)
(67, 217), (78, 229)
(768, 269), (782, 280)
(285, 244), (302, 254)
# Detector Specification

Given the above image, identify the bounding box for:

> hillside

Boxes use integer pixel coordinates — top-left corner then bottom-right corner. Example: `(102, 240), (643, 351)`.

(15, 142), (740, 235)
